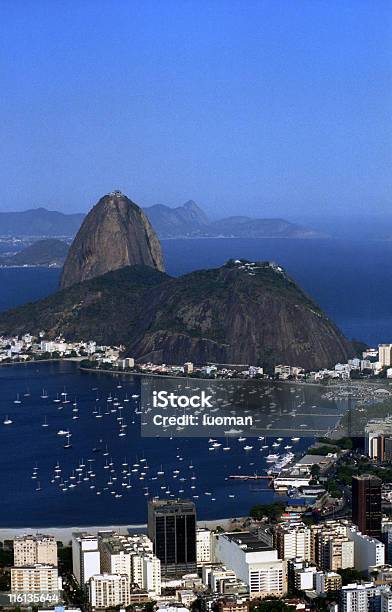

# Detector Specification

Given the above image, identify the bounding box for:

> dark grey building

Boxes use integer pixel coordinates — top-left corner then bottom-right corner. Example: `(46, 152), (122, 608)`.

(148, 499), (197, 576)
(352, 474), (382, 539)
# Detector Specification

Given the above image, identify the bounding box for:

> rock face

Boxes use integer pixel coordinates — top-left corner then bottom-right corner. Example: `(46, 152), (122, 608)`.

(130, 259), (354, 369)
(60, 192), (164, 289)
(0, 259), (355, 369)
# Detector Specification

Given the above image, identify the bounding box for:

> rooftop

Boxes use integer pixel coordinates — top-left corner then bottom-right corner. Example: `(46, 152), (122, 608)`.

(222, 532), (272, 552)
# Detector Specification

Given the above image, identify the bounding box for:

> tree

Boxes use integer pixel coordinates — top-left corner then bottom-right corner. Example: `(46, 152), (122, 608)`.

(311, 464), (320, 479)
(251, 598), (295, 612)
(337, 567), (364, 585)
(250, 502), (285, 522)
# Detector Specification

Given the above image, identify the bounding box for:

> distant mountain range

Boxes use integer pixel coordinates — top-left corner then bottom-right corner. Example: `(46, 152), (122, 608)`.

(0, 201), (325, 239)
(143, 201), (325, 238)
(0, 208), (84, 237)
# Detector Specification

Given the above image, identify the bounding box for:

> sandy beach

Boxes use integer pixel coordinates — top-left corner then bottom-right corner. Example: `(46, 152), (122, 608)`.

(0, 517), (245, 544)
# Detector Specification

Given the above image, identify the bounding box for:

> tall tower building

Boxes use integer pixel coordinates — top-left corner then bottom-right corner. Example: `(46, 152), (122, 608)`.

(352, 474), (382, 539)
(148, 499), (197, 576)
(72, 532), (100, 585)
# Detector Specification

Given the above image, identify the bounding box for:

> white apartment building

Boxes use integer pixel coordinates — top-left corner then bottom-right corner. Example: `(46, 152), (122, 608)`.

(347, 527), (385, 573)
(275, 524), (311, 561)
(294, 566), (317, 591)
(379, 344), (392, 368)
(14, 534), (57, 567)
(215, 532), (286, 598)
(314, 571), (341, 595)
(312, 522), (354, 571)
(340, 583), (372, 612)
(72, 533), (100, 585)
(197, 528), (212, 564)
(88, 574), (130, 609)
(11, 564), (60, 596)
(382, 590), (392, 612)
(99, 532), (161, 596)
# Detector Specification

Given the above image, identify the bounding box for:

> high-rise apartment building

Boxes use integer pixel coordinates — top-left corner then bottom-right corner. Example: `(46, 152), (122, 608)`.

(347, 526), (385, 573)
(214, 532), (286, 599)
(88, 574), (130, 609)
(196, 528), (212, 564)
(11, 565), (60, 596)
(310, 521), (354, 571)
(148, 499), (197, 576)
(13, 534), (57, 567)
(99, 532), (161, 596)
(72, 533), (100, 586)
(379, 344), (392, 368)
(275, 524), (311, 561)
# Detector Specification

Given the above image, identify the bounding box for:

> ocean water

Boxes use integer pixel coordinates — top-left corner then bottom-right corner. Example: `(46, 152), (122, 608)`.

(0, 361), (319, 527)
(1, 237), (392, 344)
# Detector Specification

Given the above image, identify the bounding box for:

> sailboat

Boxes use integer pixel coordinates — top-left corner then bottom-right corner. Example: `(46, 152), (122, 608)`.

(3, 415), (13, 425)
(14, 394), (21, 404)
(41, 388), (48, 399)
(64, 434), (72, 449)
(42, 416), (49, 427)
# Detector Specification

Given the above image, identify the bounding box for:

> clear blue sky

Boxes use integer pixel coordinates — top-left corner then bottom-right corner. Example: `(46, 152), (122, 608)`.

(0, 0), (391, 218)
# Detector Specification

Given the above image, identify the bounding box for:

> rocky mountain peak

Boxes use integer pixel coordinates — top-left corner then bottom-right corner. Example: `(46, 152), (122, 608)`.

(60, 192), (164, 289)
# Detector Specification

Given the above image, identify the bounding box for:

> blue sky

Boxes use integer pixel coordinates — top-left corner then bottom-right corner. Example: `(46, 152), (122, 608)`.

(0, 0), (391, 218)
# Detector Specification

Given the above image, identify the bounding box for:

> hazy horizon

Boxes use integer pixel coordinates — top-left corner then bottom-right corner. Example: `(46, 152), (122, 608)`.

(1, 1), (391, 219)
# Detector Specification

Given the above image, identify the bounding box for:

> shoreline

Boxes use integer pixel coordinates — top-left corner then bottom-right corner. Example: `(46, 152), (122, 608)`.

(0, 517), (244, 544)
(79, 365), (325, 387)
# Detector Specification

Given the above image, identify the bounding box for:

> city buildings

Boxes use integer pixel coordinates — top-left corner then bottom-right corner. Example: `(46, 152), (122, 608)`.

(310, 521), (354, 571)
(275, 523), (311, 562)
(88, 573), (130, 609)
(313, 571), (341, 595)
(347, 527), (385, 573)
(214, 532), (286, 599)
(339, 583), (392, 612)
(13, 534), (57, 567)
(72, 533), (100, 585)
(352, 474), (382, 539)
(197, 527), (213, 565)
(366, 418), (392, 464)
(379, 345), (392, 368)
(148, 499), (197, 576)
(11, 564), (60, 597)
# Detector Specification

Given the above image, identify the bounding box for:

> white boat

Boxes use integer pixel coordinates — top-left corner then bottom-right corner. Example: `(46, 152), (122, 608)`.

(57, 429), (69, 436)
(42, 416), (49, 427)
(3, 416), (13, 425)
(243, 445), (253, 451)
(14, 394), (21, 404)
(266, 453), (280, 462)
